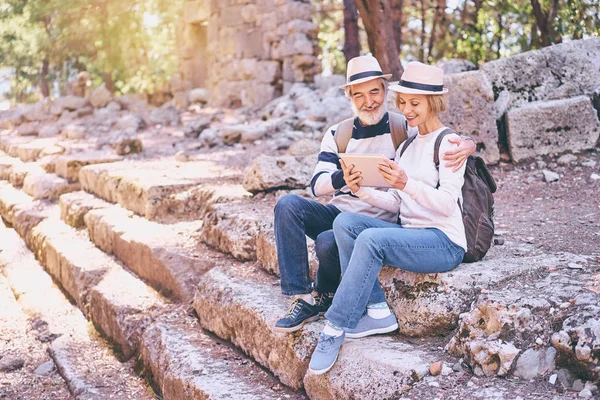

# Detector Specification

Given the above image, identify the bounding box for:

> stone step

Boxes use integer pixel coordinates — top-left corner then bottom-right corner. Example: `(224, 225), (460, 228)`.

(12, 137), (60, 162)
(140, 307), (304, 400)
(0, 220), (155, 399)
(59, 190), (112, 228)
(447, 255), (599, 380)
(79, 160), (248, 223)
(23, 171), (80, 200)
(0, 135), (36, 157)
(193, 261), (434, 396)
(60, 197), (222, 301)
(0, 151), (24, 180)
(201, 198), (318, 276)
(0, 273), (73, 399)
(55, 151), (123, 182)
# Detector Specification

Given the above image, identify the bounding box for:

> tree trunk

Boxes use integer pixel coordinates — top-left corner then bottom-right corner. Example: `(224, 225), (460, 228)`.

(419, 0), (427, 62)
(40, 59), (50, 98)
(530, 0), (562, 46)
(343, 0), (361, 62)
(427, 0), (446, 62)
(390, 0), (404, 53)
(355, 0), (404, 79)
(103, 72), (114, 93)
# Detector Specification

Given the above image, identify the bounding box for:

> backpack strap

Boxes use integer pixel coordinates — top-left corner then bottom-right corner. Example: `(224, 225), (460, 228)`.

(388, 112), (409, 150)
(398, 133), (418, 159)
(333, 117), (355, 153)
(433, 128), (457, 170)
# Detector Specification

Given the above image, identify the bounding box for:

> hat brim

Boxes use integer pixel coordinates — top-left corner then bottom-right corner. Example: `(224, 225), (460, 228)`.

(339, 74), (393, 89)
(389, 84), (448, 95)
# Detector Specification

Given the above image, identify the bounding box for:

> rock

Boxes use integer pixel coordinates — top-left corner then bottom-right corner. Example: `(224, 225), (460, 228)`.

(61, 124), (87, 140)
(188, 88), (210, 104)
(513, 348), (556, 379)
(557, 153), (577, 165)
(115, 114), (146, 131)
(106, 101), (122, 111)
(288, 138), (320, 156)
(548, 373), (557, 385)
(222, 124), (268, 143)
(0, 109), (24, 129)
(90, 84), (113, 108)
(556, 368), (576, 389)
(543, 170), (560, 182)
(581, 159), (597, 168)
(149, 103), (181, 127)
(590, 173), (600, 181)
(51, 96), (90, 115)
(0, 356), (25, 372)
(507, 96), (600, 163)
(429, 361), (442, 376)
(22, 99), (53, 122)
(573, 379), (585, 391)
(76, 106), (94, 118)
(313, 74), (346, 92)
(112, 135), (143, 155)
(38, 124), (60, 138)
(242, 155), (313, 193)
(174, 150), (189, 162)
(308, 95), (352, 131)
(441, 71), (499, 164)
(482, 38), (600, 110)
(34, 360), (55, 376)
(17, 121), (40, 136)
(437, 59), (478, 74)
(579, 389), (593, 398)
(183, 117), (211, 138)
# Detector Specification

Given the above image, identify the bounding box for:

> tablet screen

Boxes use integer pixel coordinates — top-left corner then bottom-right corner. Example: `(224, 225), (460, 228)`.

(339, 154), (392, 188)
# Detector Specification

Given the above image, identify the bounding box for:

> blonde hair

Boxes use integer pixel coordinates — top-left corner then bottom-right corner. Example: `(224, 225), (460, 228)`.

(394, 93), (448, 115)
(345, 78), (388, 99)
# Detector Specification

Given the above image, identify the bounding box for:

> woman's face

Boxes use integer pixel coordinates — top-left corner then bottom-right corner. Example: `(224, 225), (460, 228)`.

(396, 94), (431, 128)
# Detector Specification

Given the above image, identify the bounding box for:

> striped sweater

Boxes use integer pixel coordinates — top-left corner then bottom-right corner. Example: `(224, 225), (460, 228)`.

(311, 112), (417, 223)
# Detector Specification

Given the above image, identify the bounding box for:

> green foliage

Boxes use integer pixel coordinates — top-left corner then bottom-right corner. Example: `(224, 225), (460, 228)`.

(0, 0), (181, 102)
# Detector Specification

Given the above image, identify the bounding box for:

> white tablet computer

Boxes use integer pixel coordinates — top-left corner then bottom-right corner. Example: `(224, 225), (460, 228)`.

(339, 154), (392, 188)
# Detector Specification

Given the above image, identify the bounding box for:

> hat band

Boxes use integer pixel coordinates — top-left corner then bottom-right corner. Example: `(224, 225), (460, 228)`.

(400, 80), (444, 92)
(348, 71), (384, 83)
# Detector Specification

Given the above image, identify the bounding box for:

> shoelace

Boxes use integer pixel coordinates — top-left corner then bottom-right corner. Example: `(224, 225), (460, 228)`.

(316, 333), (336, 352)
(286, 300), (302, 319)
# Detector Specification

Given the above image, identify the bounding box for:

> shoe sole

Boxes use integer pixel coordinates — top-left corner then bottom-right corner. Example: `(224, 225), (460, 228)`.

(345, 322), (399, 339)
(308, 353), (339, 375)
(272, 314), (321, 333)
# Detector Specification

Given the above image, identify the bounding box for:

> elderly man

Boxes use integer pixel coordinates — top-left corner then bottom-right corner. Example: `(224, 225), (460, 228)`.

(273, 55), (475, 334)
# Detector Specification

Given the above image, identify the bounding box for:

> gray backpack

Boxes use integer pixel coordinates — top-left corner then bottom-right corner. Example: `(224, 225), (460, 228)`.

(399, 128), (497, 262)
(334, 112), (409, 153)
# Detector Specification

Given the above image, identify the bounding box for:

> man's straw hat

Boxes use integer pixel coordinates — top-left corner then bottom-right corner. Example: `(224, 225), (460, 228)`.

(339, 55), (392, 89)
(389, 61), (448, 95)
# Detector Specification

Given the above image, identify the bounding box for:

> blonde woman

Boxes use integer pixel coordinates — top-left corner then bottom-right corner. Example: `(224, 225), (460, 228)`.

(309, 62), (467, 374)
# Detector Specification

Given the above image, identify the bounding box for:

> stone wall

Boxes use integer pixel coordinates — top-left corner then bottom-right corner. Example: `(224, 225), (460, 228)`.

(174, 0), (320, 109)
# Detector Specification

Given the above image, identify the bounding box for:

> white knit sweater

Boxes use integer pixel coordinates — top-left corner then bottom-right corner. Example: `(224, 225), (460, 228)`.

(354, 126), (467, 250)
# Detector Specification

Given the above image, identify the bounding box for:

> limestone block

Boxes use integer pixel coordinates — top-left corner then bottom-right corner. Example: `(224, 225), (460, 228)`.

(23, 173), (80, 200)
(59, 191), (111, 228)
(51, 96), (90, 115)
(241, 83), (277, 107)
(276, 2), (312, 24)
(309, 96), (352, 130)
(38, 124), (60, 138)
(60, 124), (86, 140)
(149, 104), (181, 127)
(55, 152), (123, 182)
(0, 109), (24, 129)
(188, 88), (210, 104)
(242, 154), (312, 193)
(437, 59), (477, 74)
(219, 5), (244, 26)
(381, 247), (569, 337)
(448, 262), (597, 379)
(16, 138), (58, 162)
(22, 100), (53, 122)
(274, 32), (313, 58)
(276, 19), (318, 37)
(90, 84), (113, 108)
(237, 30), (264, 58)
(507, 96), (600, 163)
(482, 38), (600, 109)
(194, 262), (434, 392)
(256, 61), (281, 84)
(441, 70), (500, 164)
(241, 4), (256, 23)
(183, 0), (209, 24)
(17, 122), (40, 136)
(115, 114), (146, 131)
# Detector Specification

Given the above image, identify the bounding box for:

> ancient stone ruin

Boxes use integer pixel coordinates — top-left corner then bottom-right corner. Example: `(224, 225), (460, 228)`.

(0, 38), (599, 399)
(174, 0), (320, 108)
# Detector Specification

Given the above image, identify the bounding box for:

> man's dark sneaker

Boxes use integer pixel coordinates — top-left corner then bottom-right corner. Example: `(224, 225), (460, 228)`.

(273, 298), (320, 333)
(313, 292), (333, 313)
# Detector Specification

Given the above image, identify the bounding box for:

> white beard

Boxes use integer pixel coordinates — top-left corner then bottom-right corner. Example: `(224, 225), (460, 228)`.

(352, 102), (388, 126)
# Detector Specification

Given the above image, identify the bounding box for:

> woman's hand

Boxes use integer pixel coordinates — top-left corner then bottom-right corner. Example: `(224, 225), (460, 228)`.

(378, 158), (408, 190)
(340, 159), (362, 193)
(442, 137), (476, 172)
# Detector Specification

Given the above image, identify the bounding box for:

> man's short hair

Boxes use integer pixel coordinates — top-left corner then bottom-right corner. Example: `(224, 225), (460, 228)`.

(394, 93), (448, 115)
(344, 78), (388, 99)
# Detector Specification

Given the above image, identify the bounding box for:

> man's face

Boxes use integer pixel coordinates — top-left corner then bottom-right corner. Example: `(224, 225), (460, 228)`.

(349, 79), (387, 126)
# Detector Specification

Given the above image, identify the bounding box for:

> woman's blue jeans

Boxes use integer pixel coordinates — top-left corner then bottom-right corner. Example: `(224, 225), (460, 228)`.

(325, 212), (465, 329)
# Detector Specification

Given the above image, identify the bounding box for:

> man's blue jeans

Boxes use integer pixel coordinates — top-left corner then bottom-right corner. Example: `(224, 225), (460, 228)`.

(325, 212), (465, 329)
(274, 194), (342, 296)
